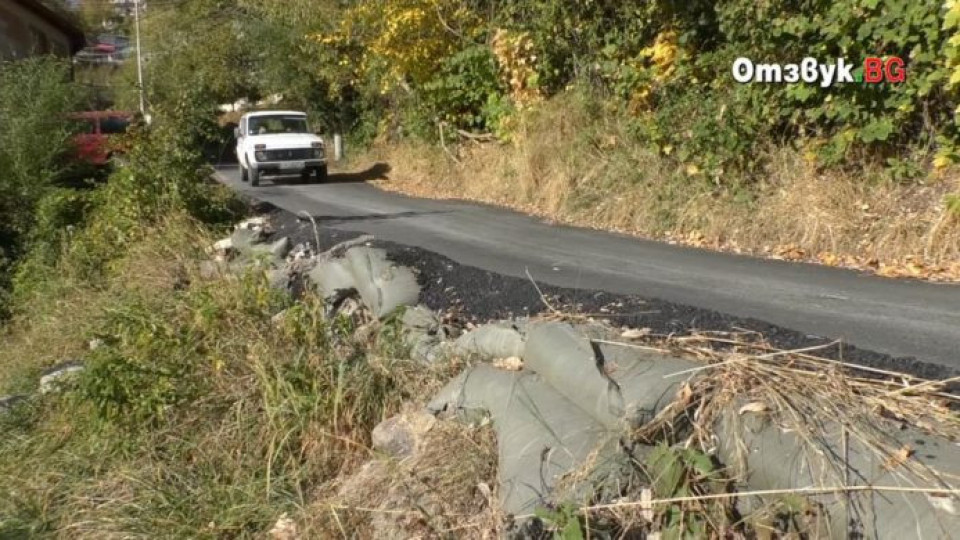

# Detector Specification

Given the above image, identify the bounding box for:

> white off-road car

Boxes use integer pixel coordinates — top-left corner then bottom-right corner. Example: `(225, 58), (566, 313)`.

(235, 110), (327, 186)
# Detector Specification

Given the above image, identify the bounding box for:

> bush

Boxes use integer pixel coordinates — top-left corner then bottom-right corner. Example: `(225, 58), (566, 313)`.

(12, 89), (243, 306)
(0, 57), (86, 314)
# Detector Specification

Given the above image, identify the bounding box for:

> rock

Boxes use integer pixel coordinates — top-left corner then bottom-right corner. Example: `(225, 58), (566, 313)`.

(271, 309), (289, 327)
(266, 268), (291, 291)
(267, 513), (299, 540)
(198, 260), (223, 280)
(401, 305), (455, 363)
(371, 410), (437, 459)
(210, 237), (233, 255)
(492, 356), (523, 371)
(39, 361), (85, 394)
(237, 216), (269, 232)
(88, 338), (104, 351)
(409, 336), (455, 365)
(401, 305), (441, 333)
(287, 242), (314, 262)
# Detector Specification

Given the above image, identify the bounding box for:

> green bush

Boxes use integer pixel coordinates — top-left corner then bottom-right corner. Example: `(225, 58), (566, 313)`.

(423, 44), (508, 133)
(0, 57), (86, 314)
(12, 89), (243, 306)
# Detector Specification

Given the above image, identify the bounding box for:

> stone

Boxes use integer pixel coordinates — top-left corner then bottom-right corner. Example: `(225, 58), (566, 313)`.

(287, 242), (314, 262)
(271, 309), (289, 327)
(266, 268), (291, 291)
(267, 513), (299, 540)
(371, 410), (437, 460)
(211, 237), (233, 254)
(237, 216), (268, 232)
(39, 361), (85, 394)
(230, 227), (265, 251)
(198, 260), (223, 280)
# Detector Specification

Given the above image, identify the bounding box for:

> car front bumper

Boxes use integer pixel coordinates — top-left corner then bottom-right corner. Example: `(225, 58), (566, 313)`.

(252, 159), (326, 174)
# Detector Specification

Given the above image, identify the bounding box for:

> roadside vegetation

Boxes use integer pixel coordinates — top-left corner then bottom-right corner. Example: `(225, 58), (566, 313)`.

(0, 58), (87, 315)
(0, 78), (469, 535)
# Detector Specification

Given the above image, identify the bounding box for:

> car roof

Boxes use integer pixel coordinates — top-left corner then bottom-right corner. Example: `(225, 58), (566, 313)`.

(243, 110), (307, 118)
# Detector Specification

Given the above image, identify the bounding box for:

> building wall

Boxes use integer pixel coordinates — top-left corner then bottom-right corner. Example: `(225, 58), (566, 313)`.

(0, 1), (75, 60)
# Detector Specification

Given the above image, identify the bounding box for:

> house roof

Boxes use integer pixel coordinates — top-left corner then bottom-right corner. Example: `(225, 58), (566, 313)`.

(12, 0), (86, 53)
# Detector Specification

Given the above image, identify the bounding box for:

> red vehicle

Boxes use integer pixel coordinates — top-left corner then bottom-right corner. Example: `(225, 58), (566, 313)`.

(68, 111), (134, 166)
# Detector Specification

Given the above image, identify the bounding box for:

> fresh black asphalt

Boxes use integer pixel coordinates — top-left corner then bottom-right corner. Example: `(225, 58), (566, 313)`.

(214, 164), (960, 377)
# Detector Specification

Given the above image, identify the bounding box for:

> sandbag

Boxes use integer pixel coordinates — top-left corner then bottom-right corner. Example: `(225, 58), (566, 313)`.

(455, 323), (525, 360)
(524, 322), (699, 429)
(428, 364), (625, 514)
(307, 247), (419, 319)
(716, 405), (960, 539)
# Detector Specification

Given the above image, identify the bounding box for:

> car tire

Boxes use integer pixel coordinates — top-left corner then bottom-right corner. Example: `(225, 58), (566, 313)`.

(241, 167), (249, 182)
(250, 168), (260, 187)
(317, 164), (328, 183)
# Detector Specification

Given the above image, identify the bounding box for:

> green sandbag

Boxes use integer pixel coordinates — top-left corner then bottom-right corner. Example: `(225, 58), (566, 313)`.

(524, 322), (699, 429)
(716, 405), (960, 539)
(428, 364), (625, 514)
(307, 246), (419, 318)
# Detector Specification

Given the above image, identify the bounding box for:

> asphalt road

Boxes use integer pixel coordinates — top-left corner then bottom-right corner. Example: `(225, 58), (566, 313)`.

(214, 164), (960, 369)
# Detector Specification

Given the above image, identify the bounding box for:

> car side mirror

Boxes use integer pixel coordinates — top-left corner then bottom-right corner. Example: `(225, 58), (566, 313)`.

(234, 127), (241, 139)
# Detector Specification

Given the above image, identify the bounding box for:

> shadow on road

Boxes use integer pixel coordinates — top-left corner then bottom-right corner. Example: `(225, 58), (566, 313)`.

(327, 162), (391, 184)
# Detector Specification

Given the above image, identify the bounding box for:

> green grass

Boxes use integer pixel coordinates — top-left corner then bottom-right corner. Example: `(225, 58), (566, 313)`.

(0, 214), (454, 538)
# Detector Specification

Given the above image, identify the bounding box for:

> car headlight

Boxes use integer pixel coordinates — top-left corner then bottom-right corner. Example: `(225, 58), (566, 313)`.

(312, 147), (324, 159)
(254, 151), (267, 162)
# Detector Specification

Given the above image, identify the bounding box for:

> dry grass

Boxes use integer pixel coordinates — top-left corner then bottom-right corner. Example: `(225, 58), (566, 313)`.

(0, 214), (210, 393)
(307, 419), (500, 539)
(363, 92), (960, 281)
(570, 329), (960, 536)
(0, 212), (463, 538)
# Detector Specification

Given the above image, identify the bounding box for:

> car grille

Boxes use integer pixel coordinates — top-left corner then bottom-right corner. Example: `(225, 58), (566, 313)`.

(264, 148), (314, 161)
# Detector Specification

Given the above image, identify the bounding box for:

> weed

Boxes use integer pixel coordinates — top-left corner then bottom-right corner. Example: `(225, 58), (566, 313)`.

(535, 503), (585, 540)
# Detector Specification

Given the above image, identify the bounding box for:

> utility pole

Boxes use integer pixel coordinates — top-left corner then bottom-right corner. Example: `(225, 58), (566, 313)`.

(134, 0), (145, 115)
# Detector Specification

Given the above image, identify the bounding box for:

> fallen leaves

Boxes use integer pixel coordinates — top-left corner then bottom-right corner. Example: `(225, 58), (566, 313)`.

(882, 445), (915, 471)
(492, 356), (523, 371)
(738, 401), (770, 415)
(621, 327), (652, 340)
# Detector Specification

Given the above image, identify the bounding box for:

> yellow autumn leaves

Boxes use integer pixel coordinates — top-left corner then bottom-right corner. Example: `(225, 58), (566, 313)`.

(313, 0), (480, 92)
(491, 29), (541, 108)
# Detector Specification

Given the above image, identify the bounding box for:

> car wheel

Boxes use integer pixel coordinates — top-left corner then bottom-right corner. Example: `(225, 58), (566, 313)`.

(250, 168), (260, 186)
(317, 164), (328, 183)
(241, 167), (249, 182)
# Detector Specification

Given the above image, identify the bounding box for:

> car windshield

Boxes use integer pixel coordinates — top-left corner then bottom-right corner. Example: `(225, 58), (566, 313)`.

(101, 116), (130, 134)
(247, 115), (309, 135)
